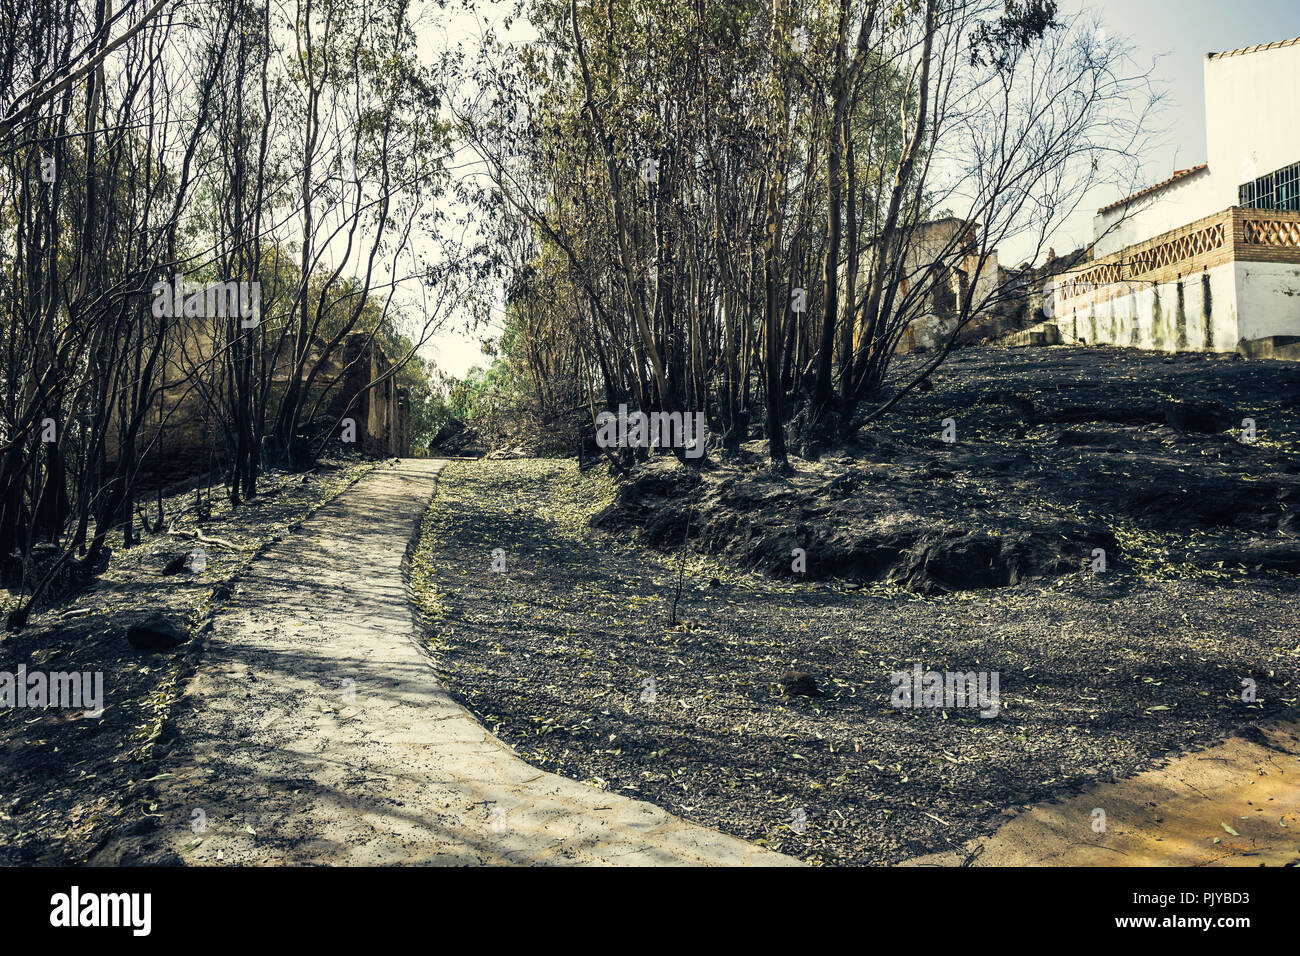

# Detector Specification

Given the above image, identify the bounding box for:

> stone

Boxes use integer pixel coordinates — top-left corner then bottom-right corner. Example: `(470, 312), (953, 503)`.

(779, 671), (823, 697)
(126, 615), (190, 651)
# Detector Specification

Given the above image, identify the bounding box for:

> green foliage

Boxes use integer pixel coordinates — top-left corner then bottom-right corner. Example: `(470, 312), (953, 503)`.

(969, 0), (1060, 69)
(447, 355), (516, 422)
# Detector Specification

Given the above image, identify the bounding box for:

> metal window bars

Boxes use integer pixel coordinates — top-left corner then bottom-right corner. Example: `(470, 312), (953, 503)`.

(1240, 160), (1300, 212)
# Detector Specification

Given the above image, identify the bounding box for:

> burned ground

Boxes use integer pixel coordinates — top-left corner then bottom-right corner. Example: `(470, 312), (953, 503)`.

(410, 346), (1300, 865)
(597, 346), (1300, 591)
(6, 345), (1298, 867)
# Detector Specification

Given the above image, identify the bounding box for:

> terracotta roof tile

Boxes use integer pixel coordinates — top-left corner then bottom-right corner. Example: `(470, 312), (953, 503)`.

(1207, 36), (1300, 60)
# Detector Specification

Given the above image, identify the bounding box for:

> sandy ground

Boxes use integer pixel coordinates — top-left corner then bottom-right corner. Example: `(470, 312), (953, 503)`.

(905, 719), (1300, 866)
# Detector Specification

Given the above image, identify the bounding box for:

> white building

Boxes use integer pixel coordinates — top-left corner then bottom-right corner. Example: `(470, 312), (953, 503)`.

(1048, 36), (1300, 355)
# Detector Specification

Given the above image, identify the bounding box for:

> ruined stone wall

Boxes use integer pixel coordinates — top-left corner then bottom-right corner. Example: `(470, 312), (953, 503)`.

(110, 328), (410, 473)
(870, 218), (1000, 354)
(334, 335), (409, 458)
(105, 318), (232, 472)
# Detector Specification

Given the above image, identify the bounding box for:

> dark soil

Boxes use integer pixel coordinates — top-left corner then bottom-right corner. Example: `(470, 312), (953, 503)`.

(596, 347), (1300, 592)
(409, 346), (1300, 865)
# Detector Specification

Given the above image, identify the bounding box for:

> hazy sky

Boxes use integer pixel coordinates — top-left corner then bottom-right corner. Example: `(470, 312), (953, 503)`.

(421, 0), (1300, 378)
(1087, 0), (1299, 176)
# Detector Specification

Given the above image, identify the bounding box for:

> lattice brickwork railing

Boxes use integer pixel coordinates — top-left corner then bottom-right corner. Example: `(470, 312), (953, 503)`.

(1127, 222), (1225, 273)
(1062, 221), (1227, 301)
(1242, 217), (1300, 248)
(1063, 263), (1122, 298)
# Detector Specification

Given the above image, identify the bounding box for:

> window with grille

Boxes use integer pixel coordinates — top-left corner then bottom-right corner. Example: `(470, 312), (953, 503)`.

(1240, 161), (1300, 212)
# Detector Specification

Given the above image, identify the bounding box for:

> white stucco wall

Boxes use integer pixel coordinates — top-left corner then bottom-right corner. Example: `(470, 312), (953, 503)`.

(1049, 262), (1239, 352)
(1092, 168), (1216, 259)
(1205, 42), (1300, 213)
(1091, 40), (1300, 258)
(1235, 262), (1300, 340)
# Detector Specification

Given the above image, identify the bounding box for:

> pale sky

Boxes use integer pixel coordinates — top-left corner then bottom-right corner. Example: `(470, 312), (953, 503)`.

(1035, 0), (1300, 259)
(418, 0), (1300, 378)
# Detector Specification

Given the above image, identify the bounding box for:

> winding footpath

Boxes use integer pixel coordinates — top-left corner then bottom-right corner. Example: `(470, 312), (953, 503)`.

(95, 459), (796, 866)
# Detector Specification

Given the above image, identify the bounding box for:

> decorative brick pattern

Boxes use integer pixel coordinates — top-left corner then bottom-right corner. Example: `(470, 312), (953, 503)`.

(1242, 217), (1300, 248)
(1128, 222), (1227, 273)
(1060, 207), (1300, 307)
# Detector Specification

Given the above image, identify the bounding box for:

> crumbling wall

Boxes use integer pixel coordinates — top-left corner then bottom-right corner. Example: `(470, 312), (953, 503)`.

(111, 328), (409, 474)
(334, 335), (408, 458)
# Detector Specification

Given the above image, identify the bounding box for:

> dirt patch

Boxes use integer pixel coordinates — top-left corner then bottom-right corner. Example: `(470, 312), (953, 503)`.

(594, 347), (1300, 593)
(595, 459), (1117, 594)
(904, 719), (1300, 866)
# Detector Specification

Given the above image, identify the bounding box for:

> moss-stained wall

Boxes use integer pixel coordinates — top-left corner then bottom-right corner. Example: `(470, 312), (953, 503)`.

(1049, 208), (1300, 353)
(109, 329), (409, 473)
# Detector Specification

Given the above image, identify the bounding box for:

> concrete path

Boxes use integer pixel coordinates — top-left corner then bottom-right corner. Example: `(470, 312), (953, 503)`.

(96, 459), (795, 866)
(904, 721), (1300, 866)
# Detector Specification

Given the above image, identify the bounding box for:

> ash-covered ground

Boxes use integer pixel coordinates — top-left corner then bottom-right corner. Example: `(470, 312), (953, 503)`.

(410, 346), (1300, 865)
